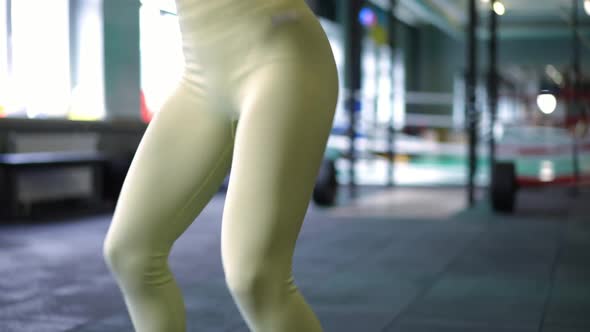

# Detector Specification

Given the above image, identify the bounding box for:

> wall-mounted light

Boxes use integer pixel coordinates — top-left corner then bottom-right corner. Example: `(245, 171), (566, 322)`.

(493, 1), (506, 16)
(359, 7), (377, 27)
(545, 65), (564, 86)
(585, 0), (590, 16)
(536, 92), (557, 114)
(539, 160), (555, 182)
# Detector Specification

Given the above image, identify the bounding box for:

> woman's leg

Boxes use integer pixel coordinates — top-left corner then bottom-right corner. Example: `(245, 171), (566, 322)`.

(221, 59), (338, 332)
(103, 83), (234, 332)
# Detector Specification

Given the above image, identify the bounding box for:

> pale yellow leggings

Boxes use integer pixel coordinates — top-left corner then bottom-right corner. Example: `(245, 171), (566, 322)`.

(102, 0), (338, 331)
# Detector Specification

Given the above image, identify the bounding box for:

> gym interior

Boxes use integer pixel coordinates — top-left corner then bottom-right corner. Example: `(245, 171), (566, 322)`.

(1, 0), (589, 331)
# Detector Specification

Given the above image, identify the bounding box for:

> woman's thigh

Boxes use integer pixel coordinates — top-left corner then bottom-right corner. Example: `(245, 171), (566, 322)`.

(105, 83), (235, 251)
(221, 59), (338, 275)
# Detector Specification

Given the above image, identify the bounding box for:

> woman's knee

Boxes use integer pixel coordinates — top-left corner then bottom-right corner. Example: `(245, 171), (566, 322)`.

(102, 235), (127, 273)
(103, 235), (133, 277)
(226, 269), (266, 299)
(224, 262), (288, 303)
(103, 236), (170, 287)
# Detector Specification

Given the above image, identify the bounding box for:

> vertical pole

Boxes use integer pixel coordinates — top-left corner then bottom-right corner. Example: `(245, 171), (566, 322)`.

(373, 40), (381, 171)
(387, 0), (398, 187)
(466, 0), (479, 207)
(6, 0), (12, 77)
(571, 0), (581, 195)
(340, 0), (363, 197)
(69, 0), (79, 91)
(488, 0), (498, 195)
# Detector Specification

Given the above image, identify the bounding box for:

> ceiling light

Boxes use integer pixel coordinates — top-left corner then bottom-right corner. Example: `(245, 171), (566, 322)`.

(493, 1), (506, 16)
(585, 0), (590, 16)
(537, 93), (557, 115)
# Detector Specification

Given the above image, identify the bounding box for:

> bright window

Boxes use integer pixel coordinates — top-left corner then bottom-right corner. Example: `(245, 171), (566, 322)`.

(69, 0), (105, 121)
(0, 0), (105, 120)
(139, 0), (184, 119)
(11, 0), (70, 118)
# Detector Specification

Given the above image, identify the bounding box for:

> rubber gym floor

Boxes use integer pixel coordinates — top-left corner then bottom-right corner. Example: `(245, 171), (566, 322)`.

(1, 187), (589, 332)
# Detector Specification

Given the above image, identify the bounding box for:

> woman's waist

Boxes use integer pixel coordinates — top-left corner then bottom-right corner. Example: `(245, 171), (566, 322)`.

(177, 0), (309, 42)
(175, 0), (300, 31)
(177, 0), (327, 66)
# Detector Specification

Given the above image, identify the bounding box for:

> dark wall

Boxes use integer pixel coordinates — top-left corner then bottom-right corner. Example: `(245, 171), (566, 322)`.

(403, 26), (463, 115)
(497, 37), (590, 69)
(415, 26), (463, 93)
(399, 23), (421, 92)
(103, 0), (141, 120)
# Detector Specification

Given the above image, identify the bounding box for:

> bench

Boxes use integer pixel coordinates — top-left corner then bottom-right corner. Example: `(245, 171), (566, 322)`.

(0, 151), (108, 218)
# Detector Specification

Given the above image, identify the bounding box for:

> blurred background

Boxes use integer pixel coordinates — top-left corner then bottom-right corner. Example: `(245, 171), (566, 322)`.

(1, 1), (590, 331)
(1, 0), (589, 211)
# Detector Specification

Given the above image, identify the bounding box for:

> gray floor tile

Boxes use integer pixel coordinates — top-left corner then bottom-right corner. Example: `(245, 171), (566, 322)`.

(0, 319), (86, 332)
(545, 280), (590, 327)
(71, 314), (133, 332)
(401, 273), (548, 326)
(1, 189), (589, 332)
(384, 318), (537, 332)
(317, 309), (394, 332)
(542, 325), (590, 332)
